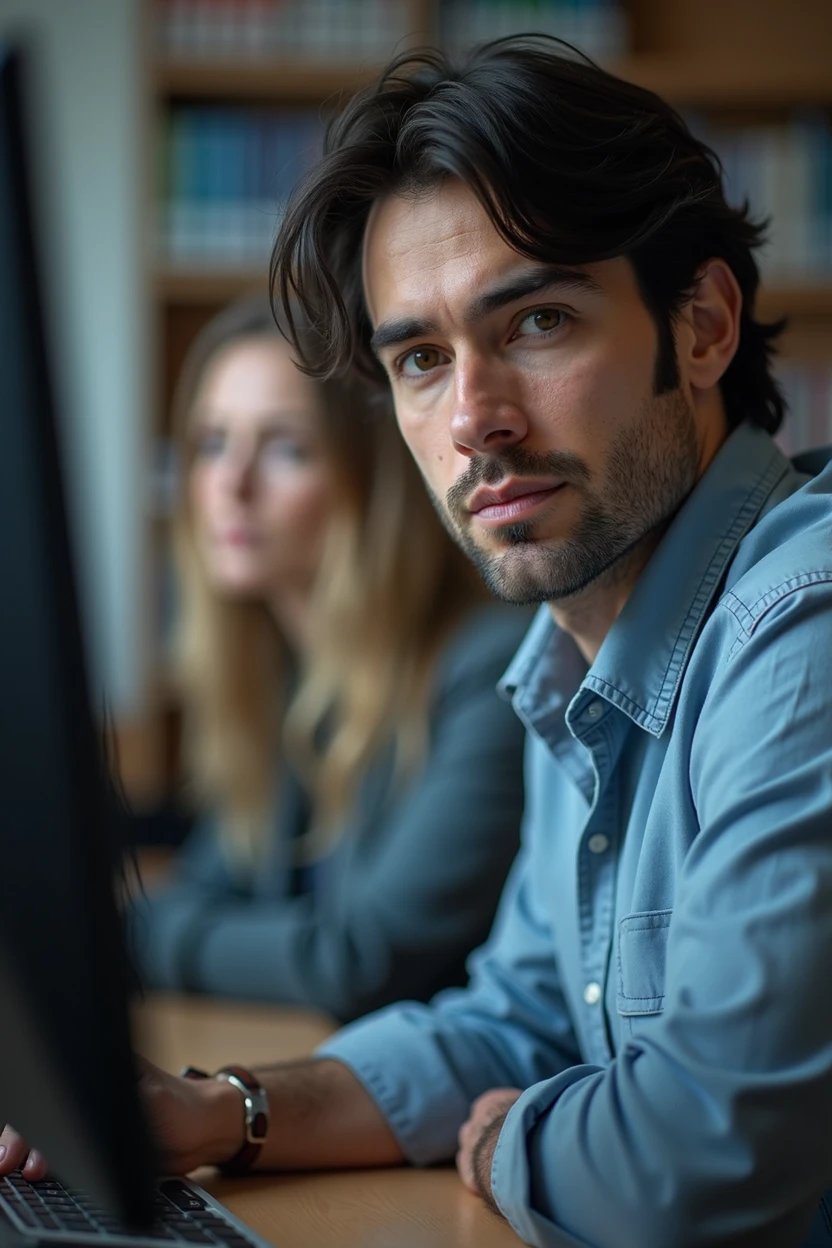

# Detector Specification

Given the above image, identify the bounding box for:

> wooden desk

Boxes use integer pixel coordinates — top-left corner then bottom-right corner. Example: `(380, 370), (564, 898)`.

(136, 994), (524, 1248)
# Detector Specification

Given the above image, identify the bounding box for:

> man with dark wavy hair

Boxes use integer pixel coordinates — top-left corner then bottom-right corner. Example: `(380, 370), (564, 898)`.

(4, 36), (832, 1248)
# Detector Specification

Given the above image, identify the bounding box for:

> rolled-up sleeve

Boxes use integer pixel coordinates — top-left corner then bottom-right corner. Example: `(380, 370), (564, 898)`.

(318, 831), (583, 1164)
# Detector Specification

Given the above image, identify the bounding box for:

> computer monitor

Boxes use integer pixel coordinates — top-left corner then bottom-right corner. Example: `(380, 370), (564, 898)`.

(0, 41), (155, 1229)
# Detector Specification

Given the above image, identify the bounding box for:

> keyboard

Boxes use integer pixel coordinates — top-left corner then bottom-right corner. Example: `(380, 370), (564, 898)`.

(0, 1169), (271, 1247)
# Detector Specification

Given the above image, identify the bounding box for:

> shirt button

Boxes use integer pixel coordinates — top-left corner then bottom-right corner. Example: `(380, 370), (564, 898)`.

(586, 699), (603, 721)
(588, 834), (609, 855)
(583, 981), (602, 1005)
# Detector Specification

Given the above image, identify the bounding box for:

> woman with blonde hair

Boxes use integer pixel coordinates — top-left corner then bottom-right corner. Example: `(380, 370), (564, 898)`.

(132, 297), (528, 1021)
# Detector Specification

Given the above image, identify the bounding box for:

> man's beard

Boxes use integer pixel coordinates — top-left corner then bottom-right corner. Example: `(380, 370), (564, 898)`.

(429, 387), (700, 606)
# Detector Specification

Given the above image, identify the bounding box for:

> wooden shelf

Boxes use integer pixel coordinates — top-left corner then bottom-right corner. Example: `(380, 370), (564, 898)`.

(155, 269), (268, 302)
(156, 269), (832, 322)
(757, 287), (832, 320)
(156, 60), (386, 103)
(156, 56), (832, 108)
(620, 57), (832, 108)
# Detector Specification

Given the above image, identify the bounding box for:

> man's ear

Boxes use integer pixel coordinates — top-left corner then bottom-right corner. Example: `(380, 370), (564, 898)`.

(675, 258), (742, 394)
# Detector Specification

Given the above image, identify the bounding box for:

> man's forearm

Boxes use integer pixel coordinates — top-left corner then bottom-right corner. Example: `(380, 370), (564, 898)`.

(213, 1058), (405, 1172)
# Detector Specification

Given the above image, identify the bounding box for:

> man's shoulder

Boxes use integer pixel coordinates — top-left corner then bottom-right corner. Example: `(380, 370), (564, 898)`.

(717, 461), (832, 643)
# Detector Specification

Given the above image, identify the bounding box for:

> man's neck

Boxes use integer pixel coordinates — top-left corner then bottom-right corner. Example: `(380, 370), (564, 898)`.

(549, 525), (666, 665)
(551, 398), (732, 665)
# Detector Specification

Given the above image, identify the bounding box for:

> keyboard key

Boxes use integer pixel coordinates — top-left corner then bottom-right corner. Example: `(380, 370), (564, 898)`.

(159, 1180), (207, 1212)
(9, 1203), (36, 1227)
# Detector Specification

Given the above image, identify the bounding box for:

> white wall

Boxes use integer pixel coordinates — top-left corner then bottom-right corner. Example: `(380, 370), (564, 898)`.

(2, 0), (148, 715)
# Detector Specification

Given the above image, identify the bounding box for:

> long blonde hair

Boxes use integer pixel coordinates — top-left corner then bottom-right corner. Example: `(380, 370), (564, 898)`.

(172, 297), (488, 864)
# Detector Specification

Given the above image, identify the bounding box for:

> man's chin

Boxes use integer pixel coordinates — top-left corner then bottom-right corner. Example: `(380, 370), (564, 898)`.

(467, 536), (619, 606)
(464, 541), (561, 605)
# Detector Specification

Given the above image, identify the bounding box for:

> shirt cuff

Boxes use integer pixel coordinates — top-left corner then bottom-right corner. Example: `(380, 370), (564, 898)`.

(316, 1003), (473, 1166)
(491, 1067), (602, 1247)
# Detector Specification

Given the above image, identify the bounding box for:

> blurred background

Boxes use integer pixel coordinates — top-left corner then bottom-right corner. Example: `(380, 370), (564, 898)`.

(3, 0), (831, 837)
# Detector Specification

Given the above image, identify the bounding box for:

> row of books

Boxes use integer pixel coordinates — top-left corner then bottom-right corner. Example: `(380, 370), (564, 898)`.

(439, 0), (628, 61)
(155, 0), (629, 62)
(157, 102), (832, 280)
(156, 0), (415, 62)
(158, 108), (324, 264)
(693, 117), (832, 282)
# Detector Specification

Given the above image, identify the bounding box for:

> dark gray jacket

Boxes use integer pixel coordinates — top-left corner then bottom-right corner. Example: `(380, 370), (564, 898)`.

(130, 604), (530, 1021)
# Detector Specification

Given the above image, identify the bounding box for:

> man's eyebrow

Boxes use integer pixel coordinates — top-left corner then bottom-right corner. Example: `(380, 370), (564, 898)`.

(370, 316), (439, 358)
(369, 265), (603, 359)
(467, 265), (604, 322)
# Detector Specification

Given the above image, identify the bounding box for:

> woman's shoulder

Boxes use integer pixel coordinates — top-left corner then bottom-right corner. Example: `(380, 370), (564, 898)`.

(433, 601), (535, 691)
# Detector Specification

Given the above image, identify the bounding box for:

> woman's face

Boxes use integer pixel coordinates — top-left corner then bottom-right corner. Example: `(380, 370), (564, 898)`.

(189, 336), (334, 600)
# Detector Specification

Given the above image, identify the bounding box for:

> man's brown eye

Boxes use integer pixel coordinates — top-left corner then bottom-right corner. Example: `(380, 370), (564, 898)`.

(413, 348), (440, 371)
(533, 310), (560, 331)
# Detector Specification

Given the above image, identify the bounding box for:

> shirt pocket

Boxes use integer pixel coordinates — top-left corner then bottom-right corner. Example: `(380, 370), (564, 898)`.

(616, 909), (673, 1027)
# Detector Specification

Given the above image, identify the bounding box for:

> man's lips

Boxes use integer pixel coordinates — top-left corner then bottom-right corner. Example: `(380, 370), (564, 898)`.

(466, 479), (565, 523)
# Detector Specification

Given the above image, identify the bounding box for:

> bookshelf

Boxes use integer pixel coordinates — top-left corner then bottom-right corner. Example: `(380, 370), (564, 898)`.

(157, 56), (832, 108)
(127, 0), (832, 809)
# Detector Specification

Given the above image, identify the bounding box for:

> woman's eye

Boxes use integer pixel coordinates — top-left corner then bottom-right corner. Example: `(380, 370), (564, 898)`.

(263, 435), (310, 463)
(516, 308), (567, 337)
(194, 429), (225, 457)
(399, 347), (448, 377)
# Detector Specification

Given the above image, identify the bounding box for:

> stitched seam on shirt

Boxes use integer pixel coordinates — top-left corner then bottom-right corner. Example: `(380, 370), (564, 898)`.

(743, 569), (832, 618)
(490, 1124), (509, 1220)
(584, 675), (662, 734)
(650, 454), (789, 724)
(589, 453), (787, 733)
(620, 909), (673, 930)
(724, 572), (832, 658)
(720, 590), (755, 639)
(621, 920), (672, 933)
(618, 911), (671, 1005)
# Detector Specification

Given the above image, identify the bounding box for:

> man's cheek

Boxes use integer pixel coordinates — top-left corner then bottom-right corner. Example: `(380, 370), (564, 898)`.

(405, 434), (449, 495)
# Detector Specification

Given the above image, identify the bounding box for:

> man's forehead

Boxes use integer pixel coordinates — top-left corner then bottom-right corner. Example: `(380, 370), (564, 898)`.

(362, 182), (534, 323)
(362, 183), (628, 342)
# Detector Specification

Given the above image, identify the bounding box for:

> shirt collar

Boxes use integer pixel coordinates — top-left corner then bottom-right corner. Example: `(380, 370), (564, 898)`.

(501, 424), (792, 738)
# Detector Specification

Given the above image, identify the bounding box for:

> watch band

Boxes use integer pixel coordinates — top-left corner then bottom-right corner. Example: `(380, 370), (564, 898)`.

(180, 1063), (269, 1174)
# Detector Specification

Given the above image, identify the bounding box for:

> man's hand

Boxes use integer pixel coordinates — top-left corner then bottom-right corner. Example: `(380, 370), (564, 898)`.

(456, 1087), (523, 1212)
(0, 1059), (244, 1182)
(138, 1058), (244, 1174)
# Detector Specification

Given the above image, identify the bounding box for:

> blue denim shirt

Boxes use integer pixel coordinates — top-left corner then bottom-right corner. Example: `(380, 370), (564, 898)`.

(320, 424), (832, 1248)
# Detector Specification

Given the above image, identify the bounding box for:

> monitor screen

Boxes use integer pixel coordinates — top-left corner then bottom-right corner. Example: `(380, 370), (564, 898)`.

(0, 40), (154, 1229)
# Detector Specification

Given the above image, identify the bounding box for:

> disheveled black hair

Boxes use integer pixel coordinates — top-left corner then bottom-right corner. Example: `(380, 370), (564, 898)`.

(271, 35), (786, 433)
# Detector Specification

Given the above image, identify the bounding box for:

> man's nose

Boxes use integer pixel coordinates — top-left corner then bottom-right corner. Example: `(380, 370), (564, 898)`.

(449, 354), (528, 457)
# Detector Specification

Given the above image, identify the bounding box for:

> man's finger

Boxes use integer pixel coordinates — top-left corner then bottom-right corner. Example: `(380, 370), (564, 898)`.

(0, 1127), (43, 1177)
(455, 1146), (477, 1192)
(23, 1150), (48, 1180)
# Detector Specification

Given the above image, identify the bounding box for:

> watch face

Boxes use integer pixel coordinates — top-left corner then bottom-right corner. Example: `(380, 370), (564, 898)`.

(217, 1070), (269, 1145)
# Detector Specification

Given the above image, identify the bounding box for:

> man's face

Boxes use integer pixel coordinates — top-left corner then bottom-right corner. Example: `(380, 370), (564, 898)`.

(363, 179), (704, 605)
